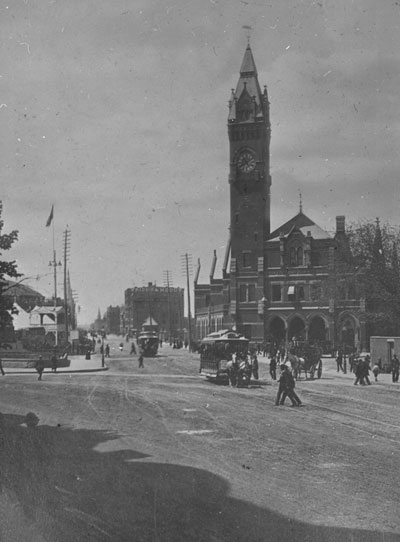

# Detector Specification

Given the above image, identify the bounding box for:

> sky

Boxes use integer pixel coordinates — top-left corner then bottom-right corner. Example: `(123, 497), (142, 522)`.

(1, 0), (399, 325)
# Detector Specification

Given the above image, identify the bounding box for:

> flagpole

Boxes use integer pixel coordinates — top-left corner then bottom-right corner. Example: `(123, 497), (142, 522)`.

(47, 204), (60, 346)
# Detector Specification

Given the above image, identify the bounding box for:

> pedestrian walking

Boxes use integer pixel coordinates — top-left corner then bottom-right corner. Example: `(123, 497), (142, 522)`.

(0, 357), (5, 376)
(138, 347), (144, 368)
(35, 356), (45, 381)
(392, 355), (399, 383)
(336, 350), (344, 373)
(250, 352), (259, 380)
(130, 342), (136, 355)
(269, 355), (277, 380)
(105, 344), (110, 357)
(275, 365), (286, 405)
(353, 358), (364, 385)
(51, 352), (58, 373)
(372, 363), (380, 382)
(279, 365), (302, 406)
(363, 356), (372, 385)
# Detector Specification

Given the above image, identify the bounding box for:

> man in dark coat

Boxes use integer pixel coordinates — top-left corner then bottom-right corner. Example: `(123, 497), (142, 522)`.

(35, 356), (45, 381)
(269, 355), (277, 380)
(279, 365), (302, 406)
(392, 355), (400, 383)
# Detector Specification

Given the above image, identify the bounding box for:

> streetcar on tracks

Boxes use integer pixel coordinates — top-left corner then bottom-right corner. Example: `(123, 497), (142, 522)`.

(199, 330), (249, 382)
(137, 331), (159, 357)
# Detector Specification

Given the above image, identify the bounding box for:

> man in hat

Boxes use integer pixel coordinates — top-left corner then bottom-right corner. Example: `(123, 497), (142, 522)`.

(35, 356), (45, 381)
(279, 365), (302, 407)
(392, 354), (400, 383)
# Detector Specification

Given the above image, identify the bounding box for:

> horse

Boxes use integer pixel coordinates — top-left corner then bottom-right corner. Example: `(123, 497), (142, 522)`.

(284, 353), (306, 380)
(237, 359), (252, 388)
(227, 356), (251, 388)
(226, 358), (238, 387)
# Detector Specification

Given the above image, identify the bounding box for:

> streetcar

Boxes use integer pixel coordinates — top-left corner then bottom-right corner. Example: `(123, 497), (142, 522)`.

(199, 330), (249, 382)
(137, 331), (159, 357)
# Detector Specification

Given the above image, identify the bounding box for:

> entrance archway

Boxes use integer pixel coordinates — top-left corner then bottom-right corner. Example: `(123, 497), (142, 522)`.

(308, 316), (327, 343)
(288, 316), (306, 342)
(338, 316), (357, 349)
(269, 317), (285, 346)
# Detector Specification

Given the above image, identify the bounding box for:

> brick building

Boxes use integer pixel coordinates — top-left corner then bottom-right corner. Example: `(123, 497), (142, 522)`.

(124, 283), (184, 341)
(194, 43), (366, 351)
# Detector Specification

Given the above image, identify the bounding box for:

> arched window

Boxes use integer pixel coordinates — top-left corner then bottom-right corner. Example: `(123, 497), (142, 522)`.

(297, 247), (303, 266)
(290, 247), (296, 266)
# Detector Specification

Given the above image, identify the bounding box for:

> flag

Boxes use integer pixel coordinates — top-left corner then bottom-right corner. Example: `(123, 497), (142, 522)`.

(45, 205), (54, 227)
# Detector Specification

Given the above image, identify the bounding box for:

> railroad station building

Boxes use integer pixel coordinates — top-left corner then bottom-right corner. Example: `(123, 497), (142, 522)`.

(194, 44), (366, 351)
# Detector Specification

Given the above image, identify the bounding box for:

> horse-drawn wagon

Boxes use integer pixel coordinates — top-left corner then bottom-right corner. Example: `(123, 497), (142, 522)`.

(286, 343), (323, 380)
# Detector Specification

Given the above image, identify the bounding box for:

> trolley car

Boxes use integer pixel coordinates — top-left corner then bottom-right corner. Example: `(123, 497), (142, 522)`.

(137, 331), (159, 357)
(199, 330), (249, 381)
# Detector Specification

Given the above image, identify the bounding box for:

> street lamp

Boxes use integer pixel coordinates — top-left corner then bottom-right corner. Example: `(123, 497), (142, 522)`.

(101, 329), (105, 368)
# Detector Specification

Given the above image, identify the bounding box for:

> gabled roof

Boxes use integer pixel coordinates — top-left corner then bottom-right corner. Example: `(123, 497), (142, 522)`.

(268, 212), (333, 242)
(31, 305), (64, 314)
(3, 280), (45, 299)
(143, 316), (158, 327)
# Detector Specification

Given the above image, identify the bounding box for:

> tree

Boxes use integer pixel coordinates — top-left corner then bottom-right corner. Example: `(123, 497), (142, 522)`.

(347, 219), (400, 337)
(0, 202), (20, 342)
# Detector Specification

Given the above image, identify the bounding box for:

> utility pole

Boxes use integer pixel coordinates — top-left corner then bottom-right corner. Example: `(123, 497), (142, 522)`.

(181, 253), (193, 351)
(63, 228), (71, 347)
(49, 251), (62, 346)
(163, 270), (172, 342)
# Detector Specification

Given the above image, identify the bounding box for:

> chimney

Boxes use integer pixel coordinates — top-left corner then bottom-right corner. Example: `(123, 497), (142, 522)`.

(336, 216), (345, 234)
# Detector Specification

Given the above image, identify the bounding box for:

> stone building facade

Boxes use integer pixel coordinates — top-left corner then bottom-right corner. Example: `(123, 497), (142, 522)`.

(124, 283), (184, 340)
(194, 44), (366, 350)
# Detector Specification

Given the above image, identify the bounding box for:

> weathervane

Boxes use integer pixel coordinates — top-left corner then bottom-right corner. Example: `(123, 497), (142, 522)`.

(242, 25), (252, 45)
(298, 190), (303, 213)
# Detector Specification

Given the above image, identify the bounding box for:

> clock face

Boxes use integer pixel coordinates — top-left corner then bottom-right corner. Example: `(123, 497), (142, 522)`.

(237, 151), (256, 173)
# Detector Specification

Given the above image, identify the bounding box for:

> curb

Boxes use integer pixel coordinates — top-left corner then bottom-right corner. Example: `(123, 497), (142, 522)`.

(2, 367), (109, 375)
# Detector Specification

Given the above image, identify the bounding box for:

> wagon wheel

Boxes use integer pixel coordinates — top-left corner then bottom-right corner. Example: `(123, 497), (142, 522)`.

(317, 360), (322, 379)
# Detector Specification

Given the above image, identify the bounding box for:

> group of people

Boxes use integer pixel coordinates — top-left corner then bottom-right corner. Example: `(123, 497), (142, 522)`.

(226, 351), (259, 388)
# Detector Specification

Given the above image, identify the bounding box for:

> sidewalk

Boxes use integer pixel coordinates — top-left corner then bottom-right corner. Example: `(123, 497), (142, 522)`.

(2, 354), (108, 375)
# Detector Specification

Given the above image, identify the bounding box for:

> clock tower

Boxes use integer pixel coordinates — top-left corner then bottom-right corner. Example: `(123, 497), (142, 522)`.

(227, 43), (271, 339)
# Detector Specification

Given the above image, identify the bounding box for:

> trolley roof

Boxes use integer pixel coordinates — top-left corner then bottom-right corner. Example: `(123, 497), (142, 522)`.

(201, 330), (249, 344)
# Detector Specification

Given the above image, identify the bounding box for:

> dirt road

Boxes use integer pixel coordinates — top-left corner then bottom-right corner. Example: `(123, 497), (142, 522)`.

(0, 340), (398, 541)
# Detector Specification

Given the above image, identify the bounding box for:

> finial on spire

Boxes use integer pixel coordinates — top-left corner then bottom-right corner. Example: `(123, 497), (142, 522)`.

(242, 25), (252, 45)
(298, 190), (303, 213)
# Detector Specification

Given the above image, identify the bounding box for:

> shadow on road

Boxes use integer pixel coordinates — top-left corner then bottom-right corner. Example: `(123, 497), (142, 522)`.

(0, 411), (398, 542)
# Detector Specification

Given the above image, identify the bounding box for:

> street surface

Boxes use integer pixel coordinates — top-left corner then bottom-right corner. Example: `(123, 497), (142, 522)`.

(0, 335), (399, 541)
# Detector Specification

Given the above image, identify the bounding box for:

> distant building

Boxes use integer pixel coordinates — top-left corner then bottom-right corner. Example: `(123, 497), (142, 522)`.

(105, 305), (121, 335)
(124, 283), (184, 340)
(29, 305), (66, 345)
(3, 280), (45, 312)
(194, 44), (365, 350)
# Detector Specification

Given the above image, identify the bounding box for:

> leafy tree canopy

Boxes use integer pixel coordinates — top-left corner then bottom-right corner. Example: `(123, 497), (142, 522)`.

(0, 202), (20, 336)
(347, 219), (400, 336)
